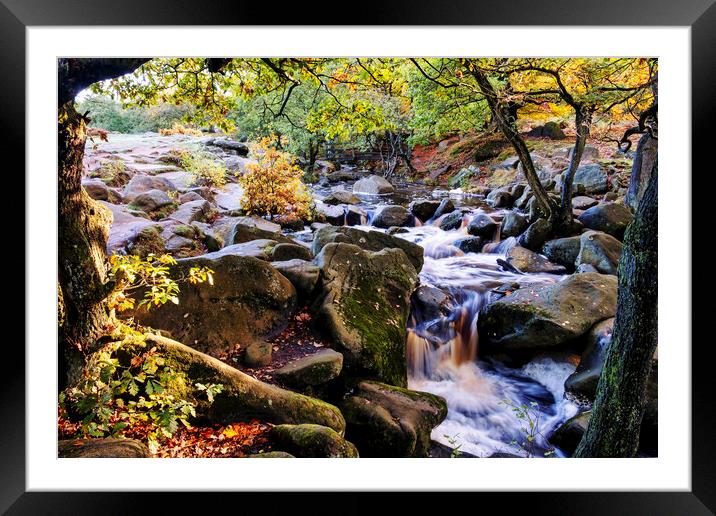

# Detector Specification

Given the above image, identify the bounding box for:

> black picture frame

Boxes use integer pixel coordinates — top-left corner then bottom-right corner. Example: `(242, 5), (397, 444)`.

(4, 1), (710, 513)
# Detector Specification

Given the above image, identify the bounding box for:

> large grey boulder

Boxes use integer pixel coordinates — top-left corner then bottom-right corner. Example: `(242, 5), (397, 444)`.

(323, 189), (361, 205)
(506, 246), (567, 274)
(315, 202), (345, 225)
(123, 174), (177, 203)
(578, 202), (634, 240)
(478, 272), (617, 351)
(500, 211), (529, 238)
(82, 178), (110, 201)
(132, 254), (296, 356)
(575, 230), (623, 275)
(214, 216), (295, 246)
(271, 242), (313, 262)
(573, 163), (608, 194)
(312, 243), (418, 387)
(312, 226), (423, 272)
(130, 189), (173, 213)
(542, 236), (582, 269)
(274, 349), (343, 388)
(467, 213), (498, 239)
(438, 210), (465, 231)
(518, 218), (552, 252)
(409, 199), (441, 223)
(169, 199), (213, 225)
(272, 259), (320, 300)
(341, 381), (448, 457)
(371, 205), (415, 228)
(353, 175), (395, 194)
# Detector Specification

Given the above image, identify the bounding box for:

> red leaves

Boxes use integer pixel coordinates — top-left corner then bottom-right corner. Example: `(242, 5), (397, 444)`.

(154, 421), (272, 458)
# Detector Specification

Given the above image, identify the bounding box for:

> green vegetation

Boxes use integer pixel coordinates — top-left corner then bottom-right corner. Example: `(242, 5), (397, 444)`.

(78, 93), (192, 133)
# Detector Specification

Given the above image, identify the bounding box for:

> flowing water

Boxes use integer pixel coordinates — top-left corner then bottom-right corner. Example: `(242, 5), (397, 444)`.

(314, 178), (581, 457)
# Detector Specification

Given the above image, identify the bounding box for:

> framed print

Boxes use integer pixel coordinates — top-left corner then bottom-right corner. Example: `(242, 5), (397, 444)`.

(4, 0), (713, 513)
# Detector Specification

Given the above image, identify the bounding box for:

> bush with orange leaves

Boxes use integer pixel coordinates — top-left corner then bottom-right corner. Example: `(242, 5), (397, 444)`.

(239, 137), (313, 220)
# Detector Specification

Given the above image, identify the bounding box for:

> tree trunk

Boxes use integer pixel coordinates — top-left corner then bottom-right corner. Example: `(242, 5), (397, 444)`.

(625, 133), (657, 211)
(573, 162), (658, 457)
(57, 58), (149, 387)
(469, 66), (556, 219)
(558, 107), (592, 226)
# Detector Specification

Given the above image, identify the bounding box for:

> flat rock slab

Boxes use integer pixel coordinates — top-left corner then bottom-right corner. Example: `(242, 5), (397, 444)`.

(58, 438), (150, 458)
(274, 349), (344, 388)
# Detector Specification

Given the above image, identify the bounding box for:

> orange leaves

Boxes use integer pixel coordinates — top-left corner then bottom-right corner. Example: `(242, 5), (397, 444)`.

(154, 421), (271, 458)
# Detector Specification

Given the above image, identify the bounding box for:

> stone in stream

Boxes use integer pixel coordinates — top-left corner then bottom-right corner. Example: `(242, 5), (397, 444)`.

(386, 226), (409, 235)
(432, 198), (456, 219)
(58, 438), (150, 458)
(323, 189), (361, 205)
(478, 272), (618, 352)
(312, 243), (418, 387)
(575, 230), (623, 275)
(517, 218), (552, 252)
(341, 380), (448, 458)
(326, 169), (361, 182)
(271, 259), (320, 301)
(353, 174), (395, 194)
(466, 213), (498, 239)
(371, 205), (415, 229)
(548, 412), (592, 455)
(438, 210), (465, 231)
(315, 202), (345, 226)
(500, 211), (529, 239)
(564, 318), (614, 398)
(312, 226), (424, 272)
(541, 236), (582, 270)
(454, 236), (484, 254)
(345, 205), (368, 226)
(411, 285), (455, 322)
(408, 199), (441, 223)
(271, 242), (313, 262)
(578, 202), (634, 240)
(269, 424), (358, 458)
(486, 188), (512, 208)
(506, 246), (567, 274)
(274, 349), (344, 388)
(131, 254), (296, 356)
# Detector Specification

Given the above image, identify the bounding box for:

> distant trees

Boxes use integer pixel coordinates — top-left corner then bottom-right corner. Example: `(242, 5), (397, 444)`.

(78, 94), (192, 133)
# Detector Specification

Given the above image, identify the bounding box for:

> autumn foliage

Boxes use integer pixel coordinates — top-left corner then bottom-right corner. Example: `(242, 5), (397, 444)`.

(239, 137), (313, 220)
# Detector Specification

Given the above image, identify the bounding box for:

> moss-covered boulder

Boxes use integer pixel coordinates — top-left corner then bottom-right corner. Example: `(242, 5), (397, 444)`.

(313, 243), (419, 387)
(274, 349), (343, 388)
(549, 411), (591, 454)
(248, 451), (295, 458)
(132, 254), (296, 356)
(269, 424), (358, 458)
(341, 381), (448, 457)
(135, 334), (346, 432)
(58, 438), (149, 458)
(506, 246), (567, 274)
(542, 236), (582, 270)
(478, 272), (617, 352)
(578, 202), (634, 240)
(312, 225), (423, 272)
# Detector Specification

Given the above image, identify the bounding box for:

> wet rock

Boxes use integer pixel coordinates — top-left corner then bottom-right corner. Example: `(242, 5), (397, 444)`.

(573, 163), (608, 194)
(327, 169), (361, 182)
(58, 438), (149, 458)
(518, 218), (552, 252)
(478, 272), (617, 351)
(541, 236), (582, 269)
(409, 199), (441, 223)
(269, 424), (358, 458)
(315, 202), (345, 226)
(454, 236), (484, 254)
(467, 213), (498, 239)
(353, 175), (395, 194)
(312, 226), (424, 272)
(274, 349), (343, 388)
(571, 196), (598, 210)
(345, 205), (367, 226)
(549, 412), (591, 454)
(506, 246), (567, 274)
(500, 211), (529, 239)
(82, 178), (109, 201)
(439, 210), (465, 231)
(564, 318), (614, 398)
(411, 285), (455, 321)
(433, 198), (456, 219)
(387, 226), (409, 235)
(578, 202), (634, 240)
(575, 230), (623, 275)
(341, 380), (448, 457)
(132, 254), (296, 356)
(485, 189), (512, 208)
(313, 243), (418, 386)
(323, 189), (361, 205)
(130, 189), (173, 213)
(371, 205), (415, 229)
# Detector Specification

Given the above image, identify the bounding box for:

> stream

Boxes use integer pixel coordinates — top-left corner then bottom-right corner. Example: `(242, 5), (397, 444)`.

(313, 177), (581, 458)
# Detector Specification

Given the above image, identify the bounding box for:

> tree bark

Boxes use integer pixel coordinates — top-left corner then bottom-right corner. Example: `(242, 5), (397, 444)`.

(57, 58), (149, 387)
(469, 66), (557, 219)
(558, 107), (592, 226)
(573, 161), (658, 457)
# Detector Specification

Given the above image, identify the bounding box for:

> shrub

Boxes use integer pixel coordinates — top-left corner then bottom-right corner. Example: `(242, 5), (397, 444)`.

(159, 123), (203, 137)
(239, 137), (313, 220)
(179, 150), (228, 188)
(89, 160), (131, 187)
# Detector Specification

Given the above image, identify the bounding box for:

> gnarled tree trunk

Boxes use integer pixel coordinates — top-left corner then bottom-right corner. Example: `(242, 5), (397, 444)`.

(573, 161), (658, 457)
(558, 107), (592, 226)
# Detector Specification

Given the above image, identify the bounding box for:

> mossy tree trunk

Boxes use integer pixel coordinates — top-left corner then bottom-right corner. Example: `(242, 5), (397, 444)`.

(573, 161), (658, 457)
(57, 58), (149, 386)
